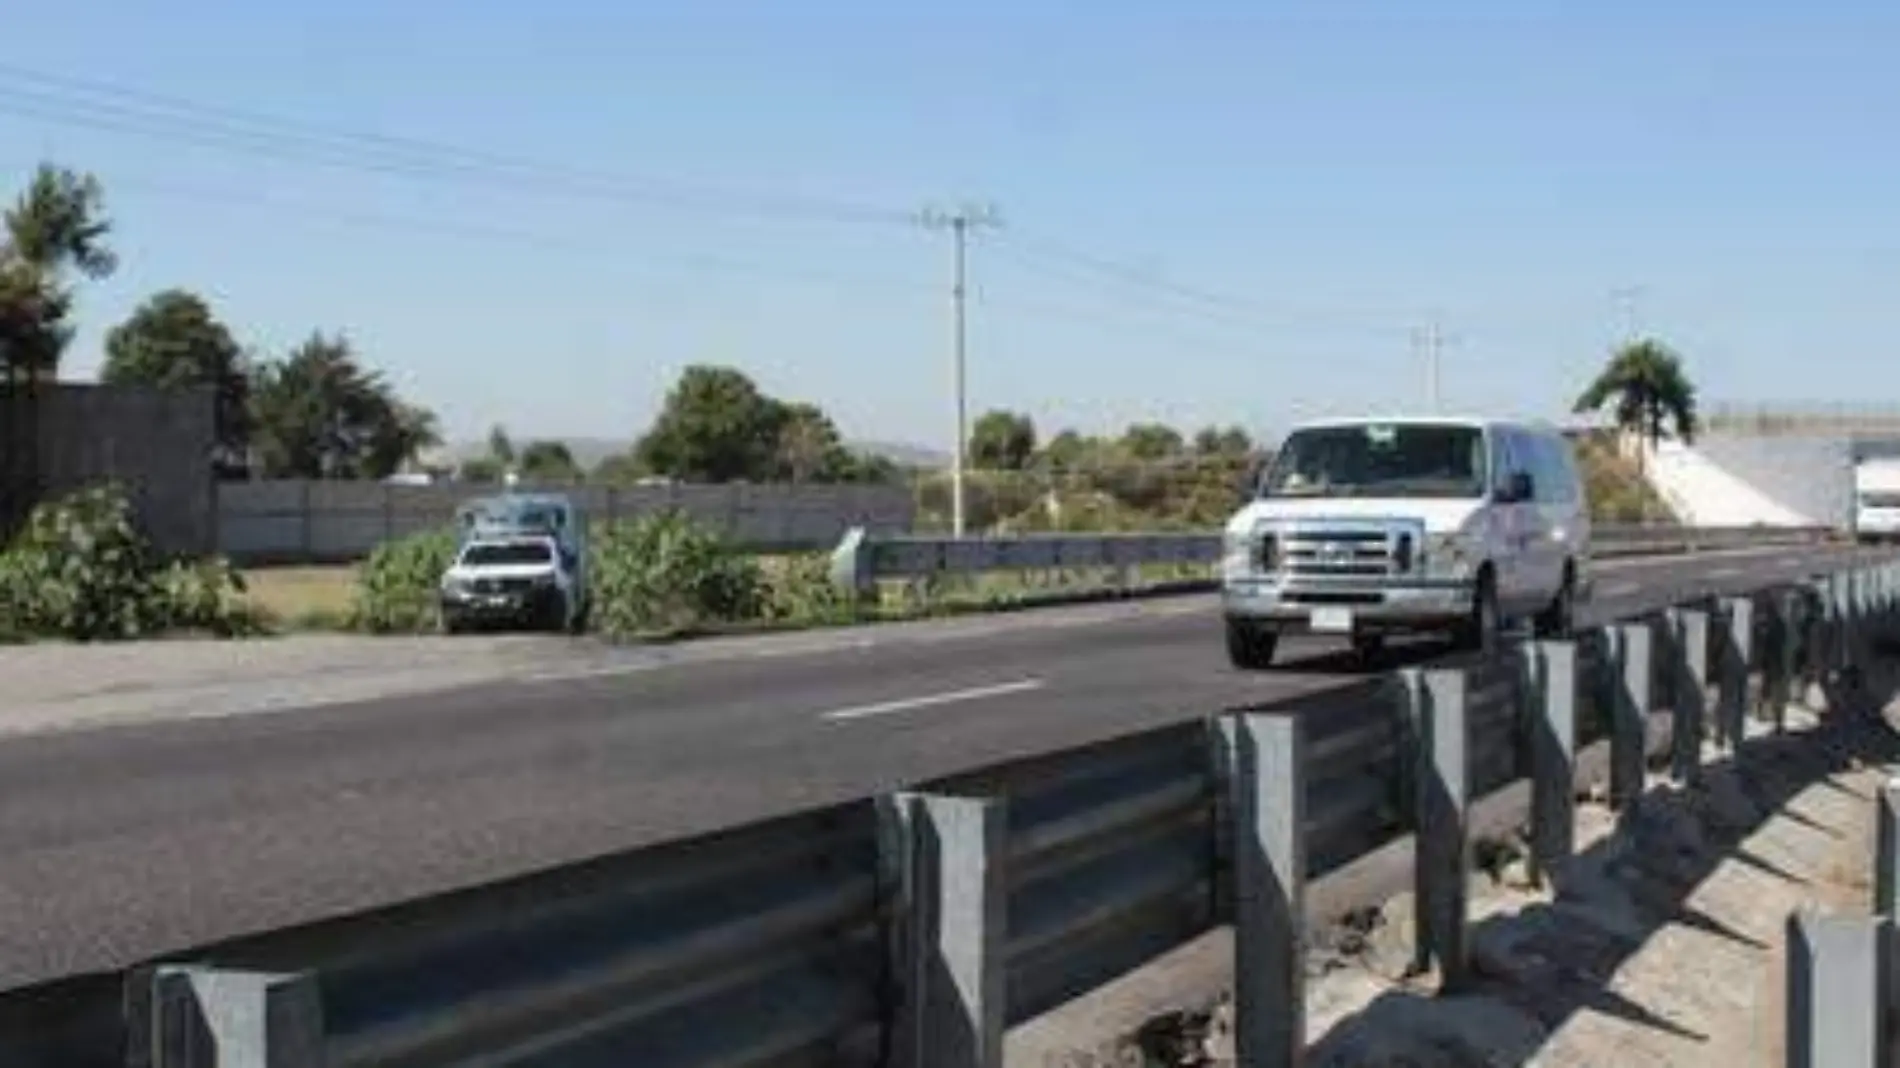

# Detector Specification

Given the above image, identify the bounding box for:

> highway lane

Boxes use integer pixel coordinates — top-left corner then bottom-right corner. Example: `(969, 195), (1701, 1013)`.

(0, 543), (1887, 993)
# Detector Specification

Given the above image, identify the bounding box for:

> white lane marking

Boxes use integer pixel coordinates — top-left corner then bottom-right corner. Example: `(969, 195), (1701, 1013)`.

(1600, 580), (1642, 597)
(821, 679), (1047, 723)
(1707, 566), (1745, 579)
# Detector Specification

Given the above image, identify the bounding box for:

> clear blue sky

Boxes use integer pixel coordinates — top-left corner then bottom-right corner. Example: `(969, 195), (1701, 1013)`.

(3, 3), (1896, 449)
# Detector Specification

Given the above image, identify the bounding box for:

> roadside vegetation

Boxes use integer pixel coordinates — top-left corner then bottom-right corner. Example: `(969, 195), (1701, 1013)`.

(0, 161), (1688, 644)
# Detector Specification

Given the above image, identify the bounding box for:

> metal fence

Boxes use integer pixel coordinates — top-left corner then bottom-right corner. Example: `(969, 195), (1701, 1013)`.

(828, 524), (1837, 595)
(90, 562), (1900, 1067)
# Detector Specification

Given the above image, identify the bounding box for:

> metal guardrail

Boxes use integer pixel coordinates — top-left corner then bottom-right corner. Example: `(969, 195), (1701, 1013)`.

(827, 524), (1838, 594)
(93, 561), (1900, 1067)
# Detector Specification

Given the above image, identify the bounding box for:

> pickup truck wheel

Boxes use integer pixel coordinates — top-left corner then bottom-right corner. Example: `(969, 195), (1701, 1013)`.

(1226, 618), (1278, 670)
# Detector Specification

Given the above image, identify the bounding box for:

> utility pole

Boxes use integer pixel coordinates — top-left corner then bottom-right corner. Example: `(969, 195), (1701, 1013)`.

(1411, 320), (1457, 412)
(1611, 285), (1646, 343)
(919, 202), (1001, 537)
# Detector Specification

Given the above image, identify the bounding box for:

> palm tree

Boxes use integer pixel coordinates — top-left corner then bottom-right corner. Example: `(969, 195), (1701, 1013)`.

(1573, 337), (1698, 522)
(1574, 337), (1699, 447)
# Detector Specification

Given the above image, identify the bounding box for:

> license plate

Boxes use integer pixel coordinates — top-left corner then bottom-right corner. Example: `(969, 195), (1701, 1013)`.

(1309, 606), (1354, 633)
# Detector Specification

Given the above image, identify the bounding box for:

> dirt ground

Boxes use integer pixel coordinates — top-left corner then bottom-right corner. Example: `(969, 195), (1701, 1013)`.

(241, 564), (356, 623)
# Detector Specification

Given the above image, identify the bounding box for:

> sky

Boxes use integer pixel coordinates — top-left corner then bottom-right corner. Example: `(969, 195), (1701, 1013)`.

(2, 3), (1897, 450)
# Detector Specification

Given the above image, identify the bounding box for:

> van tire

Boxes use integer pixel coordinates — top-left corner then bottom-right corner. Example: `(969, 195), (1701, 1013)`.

(1226, 618), (1279, 670)
(1454, 569), (1501, 654)
(1535, 565), (1576, 639)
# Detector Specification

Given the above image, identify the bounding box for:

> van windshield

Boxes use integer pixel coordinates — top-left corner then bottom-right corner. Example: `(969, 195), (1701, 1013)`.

(1259, 423), (1488, 499)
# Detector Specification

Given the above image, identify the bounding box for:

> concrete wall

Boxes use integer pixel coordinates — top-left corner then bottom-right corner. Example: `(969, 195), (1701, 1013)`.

(1688, 432), (1856, 529)
(218, 480), (918, 564)
(4, 383), (217, 555)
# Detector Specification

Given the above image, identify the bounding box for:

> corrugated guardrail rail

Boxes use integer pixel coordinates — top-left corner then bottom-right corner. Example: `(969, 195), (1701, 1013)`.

(828, 524), (1836, 594)
(74, 560), (1900, 1067)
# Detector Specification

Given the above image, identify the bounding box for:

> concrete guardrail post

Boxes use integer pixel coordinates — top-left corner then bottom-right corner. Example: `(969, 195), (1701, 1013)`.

(829, 527), (876, 601)
(136, 965), (323, 1068)
(1877, 778), (1900, 920)
(885, 792), (1007, 1068)
(1607, 622), (1653, 811)
(1763, 592), (1798, 732)
(1519, 640), (1577, 887)
(1717, 596), (1754, 751)
(1784, 910), (1889, 1068)
(1398, 667), (1471, 989)
(1665, 607), (1710, 786)
(1224, 711), (1307, 1068)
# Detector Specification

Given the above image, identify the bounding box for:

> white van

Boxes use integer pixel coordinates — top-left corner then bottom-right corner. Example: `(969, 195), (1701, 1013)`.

(1220, 416), (1592, 668)
(1855, 457), (1900, 544)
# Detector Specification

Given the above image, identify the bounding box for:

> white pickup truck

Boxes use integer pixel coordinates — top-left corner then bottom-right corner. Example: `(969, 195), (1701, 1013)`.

(1220, 416), (1592, 668)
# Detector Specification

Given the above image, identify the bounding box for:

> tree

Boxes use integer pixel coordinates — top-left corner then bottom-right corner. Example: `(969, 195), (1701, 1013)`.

(0, 165), (115, 527)
(1193, 425), (1252, 457)
(247, 331), (439, 479)
(775, 402), (847, 482)
(486, 424), (515, 468)
(1573, 338), (1699, 450)
(634, 365), (790, 482)
(1121, 422), (1185, 461)
(101, 289), (251, 475)
(518, 439), (581, 482)
(969, 409), (1037, 471)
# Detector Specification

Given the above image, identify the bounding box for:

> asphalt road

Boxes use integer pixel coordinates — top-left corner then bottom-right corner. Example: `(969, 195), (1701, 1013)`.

(0, 543), (1887, 993)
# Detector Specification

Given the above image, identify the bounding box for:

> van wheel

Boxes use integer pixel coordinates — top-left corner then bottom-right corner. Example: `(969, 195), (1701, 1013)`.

(1454, 570), (1501, 654)
(1535, 567), (1576, 639)
(1226, 618), (1279, 670)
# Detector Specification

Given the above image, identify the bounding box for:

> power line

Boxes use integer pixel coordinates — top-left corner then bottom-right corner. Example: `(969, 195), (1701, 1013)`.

(24, 165), (941, 297)
(0, 64), (913, 227)
(993, 231), (1417, 339)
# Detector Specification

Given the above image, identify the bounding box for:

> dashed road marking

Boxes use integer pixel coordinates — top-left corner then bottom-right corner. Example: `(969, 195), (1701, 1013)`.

(821, 679), (1047, 722)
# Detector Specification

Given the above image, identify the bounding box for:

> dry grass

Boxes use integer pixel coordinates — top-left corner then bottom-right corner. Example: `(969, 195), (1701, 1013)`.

(241, 565), (357, 625)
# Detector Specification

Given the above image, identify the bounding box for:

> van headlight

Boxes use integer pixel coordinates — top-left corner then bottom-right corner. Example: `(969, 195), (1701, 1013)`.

(1222, 530), (1254, 577)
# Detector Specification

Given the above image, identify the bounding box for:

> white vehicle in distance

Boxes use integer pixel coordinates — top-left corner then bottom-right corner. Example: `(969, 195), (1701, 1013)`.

(439, 533), (587, 633)
(1220, 416), (1591, 669)
(1854, 456), (1900, 545)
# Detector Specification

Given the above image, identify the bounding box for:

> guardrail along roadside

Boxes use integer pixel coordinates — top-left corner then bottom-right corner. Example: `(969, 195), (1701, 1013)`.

(85, 556), (1896, 1068)
(1784, 761), (1900, 1065)
(827, 524), (1837, 597)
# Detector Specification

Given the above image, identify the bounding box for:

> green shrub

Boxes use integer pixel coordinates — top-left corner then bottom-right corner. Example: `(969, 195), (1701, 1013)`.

(766, 552), (858, 625)
(592, 512), (765, 638)
(352, 528), (457, 633)
(152, 557), (266, 636)
(0, 483), (256, 640)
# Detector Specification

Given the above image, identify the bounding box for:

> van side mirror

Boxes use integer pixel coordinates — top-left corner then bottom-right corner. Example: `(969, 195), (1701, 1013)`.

(1498, 471), (1534, 503)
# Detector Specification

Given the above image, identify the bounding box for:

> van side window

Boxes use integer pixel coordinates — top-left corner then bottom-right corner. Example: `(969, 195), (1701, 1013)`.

(1540, 435), (1580, 503)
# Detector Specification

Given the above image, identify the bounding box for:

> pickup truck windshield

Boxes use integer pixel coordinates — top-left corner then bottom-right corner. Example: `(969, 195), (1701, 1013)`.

(460, 541), (555, 566)
(1260, 424), (1487, 499)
